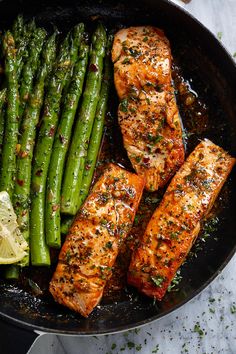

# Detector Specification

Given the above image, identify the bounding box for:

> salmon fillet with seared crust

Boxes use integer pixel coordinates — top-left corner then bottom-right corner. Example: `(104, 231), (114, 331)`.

(50, 163), (145, 317)
(128, 139), (235, 300)
(112, 26), (185, 191)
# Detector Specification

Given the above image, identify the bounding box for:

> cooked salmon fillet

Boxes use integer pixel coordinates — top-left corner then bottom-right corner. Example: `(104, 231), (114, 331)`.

(128, 139), (235, 299)
(50, 163), (145, 317)
(112, 26), (185, 191)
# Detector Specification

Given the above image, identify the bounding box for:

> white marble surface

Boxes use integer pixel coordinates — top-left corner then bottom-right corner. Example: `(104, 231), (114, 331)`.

(29, 1), (236, 353)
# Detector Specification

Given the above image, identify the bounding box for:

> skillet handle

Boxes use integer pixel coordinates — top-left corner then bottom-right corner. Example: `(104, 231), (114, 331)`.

(0, 319), (39, 354)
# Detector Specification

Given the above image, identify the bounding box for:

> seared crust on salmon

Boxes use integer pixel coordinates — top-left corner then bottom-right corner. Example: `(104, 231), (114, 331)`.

(112, 26), (185, 191)
(50, 163), (145, 317)
(127, 139), (235, 299)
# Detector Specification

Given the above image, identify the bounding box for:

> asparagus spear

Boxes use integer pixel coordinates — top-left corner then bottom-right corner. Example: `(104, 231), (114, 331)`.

(14, 33), (57, 266)
(12, 15), (24, 46)
(61, 23), (107, 215)
(30, 34), (71, 266)
(0, 32), (19, 198)
(0, 88), (6, 167)
(16, 20), (36, 80)
(77, 35), (113, 209)
(60, 215), (74, 235)
(18, 27), (47, 120)
(60, 36), (113, 234)
(62, 23), (85, 95)
(45, 42), (89, 248)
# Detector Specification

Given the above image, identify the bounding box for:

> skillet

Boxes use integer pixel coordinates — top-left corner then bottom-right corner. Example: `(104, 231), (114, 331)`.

(0, 0), (236, 351)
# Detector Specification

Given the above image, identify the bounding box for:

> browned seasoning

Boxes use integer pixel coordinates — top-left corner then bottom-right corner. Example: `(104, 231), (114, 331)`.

(112, 26), (185, 191)
(127, 139), (235, 300)
(49, 163), (145, 317)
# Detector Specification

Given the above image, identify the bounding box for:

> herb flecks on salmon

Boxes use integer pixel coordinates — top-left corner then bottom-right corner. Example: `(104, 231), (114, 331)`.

(49, 163), (145, 317)
(112, 26), (185, 191)
(128, 139), (235, 300)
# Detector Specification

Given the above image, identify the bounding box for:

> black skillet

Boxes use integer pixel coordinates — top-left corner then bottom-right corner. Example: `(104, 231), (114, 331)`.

(0, 0), (236, 352)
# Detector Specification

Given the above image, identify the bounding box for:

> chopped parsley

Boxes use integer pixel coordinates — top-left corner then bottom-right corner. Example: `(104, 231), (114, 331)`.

(105, 241), (113, 249)
(170, 231), (179, 240)
(100, 218), (108, 226)
(122, 57), (130, 64)
(167, 270), (182, 292)
(65, 250), (71, 263)
(120, 98), (128, 112)
(152, 344), (159, 353)
(193, 322), (204, 338)
(134, 215), (140, 226)
(217, 31), (223, 40)
(127, 341), (135, 349)
(111, 343), (116, 350)
(147, 133), (163, 144)
(230, 305), (236, 314)
(151, 275), (165, 287)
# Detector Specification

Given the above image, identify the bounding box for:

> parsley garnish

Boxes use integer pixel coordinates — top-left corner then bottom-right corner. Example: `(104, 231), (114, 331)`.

(151, 275), (165, 287)
(111, 343), (116, 350)
(217, 31), (223, 40)
(122, 57), (130, 64)
(152, 344), (159, 353)
(120, 98), (128, 112)
(193, 322), (204, 338)
(127, 341), (135, 349)
(230, 305), (236, 314)
(105, 241), (113, 249)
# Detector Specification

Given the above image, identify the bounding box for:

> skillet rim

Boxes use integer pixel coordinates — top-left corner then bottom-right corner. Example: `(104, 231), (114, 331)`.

(0, 0), (236, 335)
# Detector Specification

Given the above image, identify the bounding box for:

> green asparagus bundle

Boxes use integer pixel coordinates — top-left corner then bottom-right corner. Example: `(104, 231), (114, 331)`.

(16, 20), (36, 79)
(45, 41), (89, 248)
(62, 23), (85, 95)
(77, 35), (113, 209)
(14, 33), (57, 266)
(12, 15), (24, 45)
(0, 88), (6, 168)
(61, 23), (107, 215)
(60, 34), (113, 235)
(30, 34), (72, 266)
(0, 32), (19, 279)
(0, 32), (19, 198)
(0, 16), (113, 273)
(18, 27), (47, 120)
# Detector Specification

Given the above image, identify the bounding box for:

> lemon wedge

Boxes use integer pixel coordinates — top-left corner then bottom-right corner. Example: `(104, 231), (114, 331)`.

(0, 191), (28, 264)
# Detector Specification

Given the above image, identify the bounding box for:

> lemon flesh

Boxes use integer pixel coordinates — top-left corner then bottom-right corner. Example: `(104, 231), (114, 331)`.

(0, 191), (28, 264)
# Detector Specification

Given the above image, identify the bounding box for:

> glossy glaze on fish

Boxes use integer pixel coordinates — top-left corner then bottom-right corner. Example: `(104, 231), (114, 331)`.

(112, 26), (185, 191)
(128, 139), (235, 299)
(50, 163), (145, 317)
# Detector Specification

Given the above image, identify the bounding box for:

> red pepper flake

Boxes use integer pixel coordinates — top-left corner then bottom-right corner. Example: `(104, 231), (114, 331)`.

(85, 164), (91, 170)
(59, 134), (65, 144)
(49, 126), (55, 137)
(89, 63), (98, 72)
(143, 157), (150, 164)
(17, 179), (24, 186)
(52, 204), (59, 212)
(20, 151), (28, 158)
(44, 104), (50, 116)
(36, 169), (43, 176)
(22, 209), (27, 216)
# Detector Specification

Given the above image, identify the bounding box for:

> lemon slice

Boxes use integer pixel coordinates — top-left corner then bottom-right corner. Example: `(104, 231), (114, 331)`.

(0, 191), (28, 264)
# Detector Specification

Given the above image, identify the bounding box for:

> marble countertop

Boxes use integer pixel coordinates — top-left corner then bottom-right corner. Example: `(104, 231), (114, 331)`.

(28, 1), (236, 353)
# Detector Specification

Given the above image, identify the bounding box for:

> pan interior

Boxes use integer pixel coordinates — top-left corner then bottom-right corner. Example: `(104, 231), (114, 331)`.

(0, 0), (236, 335)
